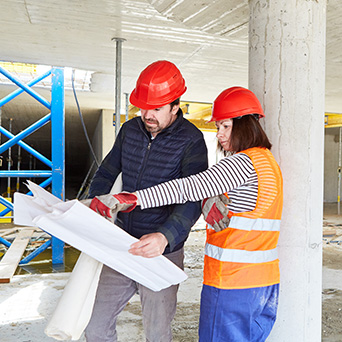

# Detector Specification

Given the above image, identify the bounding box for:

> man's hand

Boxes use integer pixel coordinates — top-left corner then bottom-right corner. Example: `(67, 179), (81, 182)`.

(80, 198), (92, 207)
(86, 192), (138, 219)
(129, 233), (168, 258)
(202, 194), (231, 232)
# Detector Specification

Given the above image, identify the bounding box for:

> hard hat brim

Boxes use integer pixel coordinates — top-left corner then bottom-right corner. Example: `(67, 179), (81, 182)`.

(129, 86), (187, 110)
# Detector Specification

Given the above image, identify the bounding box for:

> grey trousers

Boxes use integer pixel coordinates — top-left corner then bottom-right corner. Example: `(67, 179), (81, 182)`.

(85, 247), (184, 342)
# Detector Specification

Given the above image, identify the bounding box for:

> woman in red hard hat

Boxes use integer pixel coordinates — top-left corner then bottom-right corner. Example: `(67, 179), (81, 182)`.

(125, 86), (283, 341)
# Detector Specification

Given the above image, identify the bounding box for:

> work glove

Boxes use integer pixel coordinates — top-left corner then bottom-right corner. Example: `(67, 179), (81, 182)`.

(84, 192), (137, 219)
(79, 198), (92, 207)
(202, 194), (231, 232)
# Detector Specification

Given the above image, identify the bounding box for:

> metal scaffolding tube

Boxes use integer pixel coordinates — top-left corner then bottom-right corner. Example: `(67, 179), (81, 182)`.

(0, 208), (12, 217)
(0, 176), (52, 217)
(16, 145), (21, 192)
(0, 206), (13, 217)
(7, 118), (13, 197)
(0, 170), (52, 177)
(0, 236), (11, 248)
(25, 177), (53, 196)
(0, 195), (13, 210)
(0, 65), (65, 265)
(0, 69), (52, 107)
(19, 239), (52, 265)
(50, 67), (65, 264)
(0, 66), (51, 109)
(0, 125), (52, 167)
(0, 114), (51, 154)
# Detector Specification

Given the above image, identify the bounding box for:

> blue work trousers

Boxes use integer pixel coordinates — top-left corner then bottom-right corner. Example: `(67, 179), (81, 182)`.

(199, 284), (279, 342)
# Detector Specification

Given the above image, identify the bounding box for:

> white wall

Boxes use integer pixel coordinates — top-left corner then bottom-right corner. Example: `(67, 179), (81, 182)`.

(202, 130), (218, 167)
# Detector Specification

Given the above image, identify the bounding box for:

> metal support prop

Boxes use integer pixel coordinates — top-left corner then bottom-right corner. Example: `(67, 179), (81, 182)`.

(7, 118), (12, 197)
(112, 37), (126, 137)
(125, 93), (129, 122)
(16, 145), (21, 192)
(51, 67), (65, 264)
(76, 160), (95, 200)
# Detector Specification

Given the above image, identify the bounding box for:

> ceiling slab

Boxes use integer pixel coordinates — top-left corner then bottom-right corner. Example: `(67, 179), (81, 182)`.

(0, 0), (341, 196)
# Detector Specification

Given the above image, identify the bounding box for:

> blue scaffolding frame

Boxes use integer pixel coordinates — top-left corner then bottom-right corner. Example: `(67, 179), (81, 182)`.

(0, 66), (65, 264)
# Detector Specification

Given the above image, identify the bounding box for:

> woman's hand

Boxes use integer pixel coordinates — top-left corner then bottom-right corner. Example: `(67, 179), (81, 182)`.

(202, 194), (231, 232)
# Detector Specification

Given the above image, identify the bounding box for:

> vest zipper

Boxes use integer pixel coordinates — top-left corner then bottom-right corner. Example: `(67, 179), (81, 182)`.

(136, 141), (152, 188)
(128, 140), (152, 234)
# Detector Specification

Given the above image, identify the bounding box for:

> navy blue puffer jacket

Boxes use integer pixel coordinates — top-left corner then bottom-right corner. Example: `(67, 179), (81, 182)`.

(89, 110), (208, 254)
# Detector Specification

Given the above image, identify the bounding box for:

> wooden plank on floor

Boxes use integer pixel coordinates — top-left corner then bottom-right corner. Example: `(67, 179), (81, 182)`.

(0, 228), (35, 283)
(0, 228), (18, 237)
(323, 229), (336, 237)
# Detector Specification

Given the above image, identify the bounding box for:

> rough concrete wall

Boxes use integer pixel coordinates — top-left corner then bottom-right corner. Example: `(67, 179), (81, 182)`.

(91, 114), (103, 164)
(91, 109), (115, 165)
(101, 109), (115, 159)
(85, 109), (115, 188)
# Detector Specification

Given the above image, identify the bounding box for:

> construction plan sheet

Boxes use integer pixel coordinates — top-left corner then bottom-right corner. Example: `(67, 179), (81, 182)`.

(13, 181), (188, 291)
(13, 181), (188, 340)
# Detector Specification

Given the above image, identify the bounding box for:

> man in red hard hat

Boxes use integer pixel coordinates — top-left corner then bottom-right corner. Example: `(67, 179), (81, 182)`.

(85, 60), (208, 342)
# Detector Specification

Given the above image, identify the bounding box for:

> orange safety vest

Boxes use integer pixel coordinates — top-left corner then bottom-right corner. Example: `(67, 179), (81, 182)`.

(203, 147), (283, 290)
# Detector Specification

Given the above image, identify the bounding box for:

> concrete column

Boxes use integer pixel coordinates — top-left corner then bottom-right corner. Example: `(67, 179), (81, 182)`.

(249, 1), (326, 341)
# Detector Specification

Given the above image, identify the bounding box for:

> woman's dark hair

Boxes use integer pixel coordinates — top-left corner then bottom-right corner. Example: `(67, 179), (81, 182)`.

(226, 114), (272, 153)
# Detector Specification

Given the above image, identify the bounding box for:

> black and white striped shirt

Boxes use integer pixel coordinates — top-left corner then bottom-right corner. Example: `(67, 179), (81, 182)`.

(136, 153), (258, 213)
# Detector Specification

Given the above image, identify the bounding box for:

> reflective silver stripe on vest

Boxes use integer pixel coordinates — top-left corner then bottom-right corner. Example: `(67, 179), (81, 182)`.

(205, 243), (278, 263)
(228, 216), (280, 231)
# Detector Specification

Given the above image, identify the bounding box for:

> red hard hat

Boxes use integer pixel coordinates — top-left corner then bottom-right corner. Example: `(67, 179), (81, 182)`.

(130, 60), (187, 110)
(208, 86), (265, 122)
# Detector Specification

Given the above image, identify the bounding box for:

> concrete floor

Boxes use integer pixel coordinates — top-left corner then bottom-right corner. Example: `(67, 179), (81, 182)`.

(1, 209), (342, 341)
(0, 220), (206, 342)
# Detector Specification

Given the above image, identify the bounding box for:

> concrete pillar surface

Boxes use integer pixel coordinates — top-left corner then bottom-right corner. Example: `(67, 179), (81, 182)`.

(249, 1), (326, 341)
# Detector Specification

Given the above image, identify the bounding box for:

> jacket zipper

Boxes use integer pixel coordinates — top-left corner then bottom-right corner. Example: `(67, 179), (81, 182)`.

(128, 138), (152, 234)
(136, 141), (152, 188)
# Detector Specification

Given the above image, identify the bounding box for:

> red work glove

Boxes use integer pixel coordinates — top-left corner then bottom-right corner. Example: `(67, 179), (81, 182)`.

(89, 192), (138, 219)
(202, 194), (231, 232)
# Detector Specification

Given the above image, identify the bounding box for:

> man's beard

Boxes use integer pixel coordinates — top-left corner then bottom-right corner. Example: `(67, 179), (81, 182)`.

(142, 118), (161, 134)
